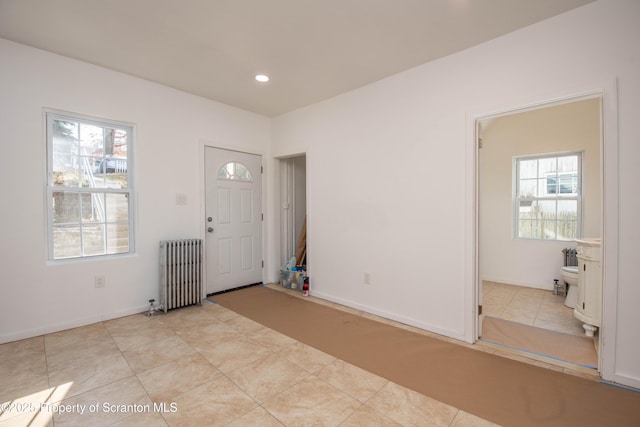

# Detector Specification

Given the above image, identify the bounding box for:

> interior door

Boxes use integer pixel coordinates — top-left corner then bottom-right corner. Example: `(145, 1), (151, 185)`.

(205, 147), (262, 294)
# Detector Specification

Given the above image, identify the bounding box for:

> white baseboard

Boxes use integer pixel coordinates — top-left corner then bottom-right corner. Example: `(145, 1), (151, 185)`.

(0, 304), (149, 345)
(606, 373), (640, 392)
(482, 276), (554, 291)
(309, 289), (467, 342)
(101, 304), (150, 322)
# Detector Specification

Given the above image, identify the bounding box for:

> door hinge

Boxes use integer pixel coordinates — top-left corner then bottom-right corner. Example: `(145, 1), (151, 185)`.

(478, 137), (483, 149)
(261, 165), (263, 173)
(261, 260), (264, 268)
(261, 213), (264, 221)
(478, 305), (483, 315)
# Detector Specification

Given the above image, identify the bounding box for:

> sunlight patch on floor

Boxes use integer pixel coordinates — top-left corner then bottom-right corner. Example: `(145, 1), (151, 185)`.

(0, 382), (72, 426)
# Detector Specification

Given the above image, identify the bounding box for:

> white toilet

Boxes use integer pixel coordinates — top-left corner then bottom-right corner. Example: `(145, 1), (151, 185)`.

(561, 266), (579, 308)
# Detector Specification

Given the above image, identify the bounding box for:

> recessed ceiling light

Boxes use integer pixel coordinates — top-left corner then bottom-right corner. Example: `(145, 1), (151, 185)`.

(255, 74), (270, 83)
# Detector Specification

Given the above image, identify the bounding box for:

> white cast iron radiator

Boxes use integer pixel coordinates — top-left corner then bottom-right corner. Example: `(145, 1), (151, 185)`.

(159, 239), (203, 312)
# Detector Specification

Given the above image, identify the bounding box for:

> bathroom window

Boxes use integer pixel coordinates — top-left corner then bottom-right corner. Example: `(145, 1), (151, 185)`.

(514, 153), (581, 241)
(46, 110), (135, 260)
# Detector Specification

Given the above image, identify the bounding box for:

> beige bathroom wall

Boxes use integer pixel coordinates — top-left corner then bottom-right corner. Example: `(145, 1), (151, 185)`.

(479, 98), (601, 289)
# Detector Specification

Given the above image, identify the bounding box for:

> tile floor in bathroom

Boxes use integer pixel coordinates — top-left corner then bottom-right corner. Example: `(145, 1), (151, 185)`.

(1, 295), (502, 427)
(482, 281), (586, 337)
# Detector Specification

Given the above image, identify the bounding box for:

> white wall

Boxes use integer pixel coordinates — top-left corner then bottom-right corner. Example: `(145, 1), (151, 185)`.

(270, 0), (640, 387)
(0, 38), (270, 343)
(480, 98), (601, 290)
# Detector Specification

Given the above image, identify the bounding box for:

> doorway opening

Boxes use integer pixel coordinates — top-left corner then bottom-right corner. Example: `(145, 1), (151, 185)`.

(475, 95), (605, 375)
(279, 154), (307, 271)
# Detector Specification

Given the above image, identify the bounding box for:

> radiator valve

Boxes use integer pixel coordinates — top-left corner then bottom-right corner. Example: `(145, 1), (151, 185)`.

(146, 299), (159, 317)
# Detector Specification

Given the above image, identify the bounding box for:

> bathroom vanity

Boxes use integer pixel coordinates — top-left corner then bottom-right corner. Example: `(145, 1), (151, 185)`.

(574, 238), (601, 337)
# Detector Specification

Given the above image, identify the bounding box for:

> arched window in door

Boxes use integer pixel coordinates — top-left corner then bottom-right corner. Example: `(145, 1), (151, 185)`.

(217, 161), (253, 182)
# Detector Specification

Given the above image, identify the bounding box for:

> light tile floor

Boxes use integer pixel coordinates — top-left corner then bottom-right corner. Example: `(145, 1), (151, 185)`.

(1, 295), (501, 427)
(480, 281), (602, 378)
(482, 281), (586, 337)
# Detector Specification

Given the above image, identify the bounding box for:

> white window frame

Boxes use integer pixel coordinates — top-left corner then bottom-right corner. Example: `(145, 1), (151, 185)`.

(513, 152), (583, 241)
(46, 110), (135, 261)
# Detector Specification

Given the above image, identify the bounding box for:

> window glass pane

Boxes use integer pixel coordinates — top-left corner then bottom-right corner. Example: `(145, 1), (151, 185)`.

(51, 155), (81, 187)
(78, 157), (94, 188)
(106, 193), (129, 222)
(55, 157), (82, 187)
(94, 157), (128, 189)
(79, 123), (104, 155)
(558, 174), (578, 195)
(544, 176), (558, 195)
(538, 157), (556, 176)
(518, 200), (534, 219)
(113, 128), (129, 159)
(83, 193), (104, 222)
(52, 153), (72, 173)
(107, 223), (129, 254)
(557, 155), (578, 173)
(52, 119), (78, 141)
(558, 200), (577, 219)
(82, 224), (105, 256)
(217, 161), (253, 182)
(518, 159), (537, 179)
(218, 168), (230, 180)
(536, 200), (557, 236)
(87, 126), (128, 189)
(52, 120), (79, 159)
(82, 156), (103, 188)
(557, 220), (577, 240)
(537, 200), (556, 216)
(541, 221), (557, 240)
(52, 192), (80, 223)
(235, 163), (247, 176)
(519, 179), (537, 197)
(518, 220), (538, 239)
(53, 225), (81, 258)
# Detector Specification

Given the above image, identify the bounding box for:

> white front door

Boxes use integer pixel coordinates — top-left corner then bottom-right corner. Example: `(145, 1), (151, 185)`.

(205, 147), (262, 294)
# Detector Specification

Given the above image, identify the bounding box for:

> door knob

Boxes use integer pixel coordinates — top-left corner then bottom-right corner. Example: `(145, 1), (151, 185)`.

(207, 227), (214, 233)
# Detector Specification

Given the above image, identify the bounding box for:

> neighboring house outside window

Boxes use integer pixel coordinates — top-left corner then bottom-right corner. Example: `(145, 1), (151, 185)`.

(46, 111), (134, 260)
(514, 152), (582, 241)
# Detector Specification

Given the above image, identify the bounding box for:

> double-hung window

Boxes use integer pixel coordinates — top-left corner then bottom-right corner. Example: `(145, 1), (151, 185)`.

(514, 152), (581, 241)
(46, 111), (134, 260)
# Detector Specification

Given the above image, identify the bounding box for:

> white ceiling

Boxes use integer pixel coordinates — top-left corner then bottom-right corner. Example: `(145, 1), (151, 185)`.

(0, 0), (594, 117)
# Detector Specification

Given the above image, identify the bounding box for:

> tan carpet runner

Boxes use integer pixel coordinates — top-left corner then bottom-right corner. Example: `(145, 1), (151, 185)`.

(211, 285), (640, 427)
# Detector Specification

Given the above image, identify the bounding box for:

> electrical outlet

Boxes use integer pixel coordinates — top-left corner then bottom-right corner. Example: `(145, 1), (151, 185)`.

(95, 275), (105, 288)
(364, 272), (371, 285)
